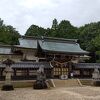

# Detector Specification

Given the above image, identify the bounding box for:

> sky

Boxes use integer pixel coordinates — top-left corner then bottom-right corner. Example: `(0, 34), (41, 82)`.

(0, 0), (100, 35)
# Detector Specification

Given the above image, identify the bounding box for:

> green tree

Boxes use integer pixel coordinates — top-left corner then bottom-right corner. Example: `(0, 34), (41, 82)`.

(0, 18), (3, 26)
(57, 20), (78, 38)
(79, 22), (100, 51)
(92, 34), (100, 50)
(52, 18), (58, 30)
(0, 18), (20, 45)
(25, 25), (46, 36)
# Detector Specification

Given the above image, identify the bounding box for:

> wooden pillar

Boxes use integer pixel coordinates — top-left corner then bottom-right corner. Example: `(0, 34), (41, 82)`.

(89, 69), (92, 77)
(51, 68), (54, 78)
(0, 69), (2, 76)
(80, 69), (84, 78)
(1, 69), (4, 76)
(60, 64), (62, 76)
(68, 61), (72, 78)
(27, 69), (29, 76)
(13, 69), (16, 76)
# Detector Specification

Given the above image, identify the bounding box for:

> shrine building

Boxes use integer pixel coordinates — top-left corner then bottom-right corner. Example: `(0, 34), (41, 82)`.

(0, 36), (99, 80)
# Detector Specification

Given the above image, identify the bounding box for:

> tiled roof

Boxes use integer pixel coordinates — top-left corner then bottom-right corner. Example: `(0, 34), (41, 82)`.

(0, 45), (11, 54)
(39, 40), (88, 54)
(73, 63), (100, 69)
(0, 62), (52, 69)
(18, 38), (37, 49)
(0, 36), (88, 55)
(17, 36), (88, 54)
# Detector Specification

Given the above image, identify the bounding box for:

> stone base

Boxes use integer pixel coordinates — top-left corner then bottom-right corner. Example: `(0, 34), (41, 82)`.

(93, 80), (100, 86)
(33, 80), (48, 89)
(1, 84), (14, 91)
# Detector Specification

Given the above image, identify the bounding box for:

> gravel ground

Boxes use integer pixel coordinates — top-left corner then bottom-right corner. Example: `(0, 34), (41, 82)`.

(0, 86), (100, 100)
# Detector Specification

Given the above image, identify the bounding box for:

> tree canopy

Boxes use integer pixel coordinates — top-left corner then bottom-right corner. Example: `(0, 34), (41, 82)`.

(25, 25), (46, 36)
(25, 19), (78, 39)
(79, 22), (100, 51)
(0, 18), (20, 45)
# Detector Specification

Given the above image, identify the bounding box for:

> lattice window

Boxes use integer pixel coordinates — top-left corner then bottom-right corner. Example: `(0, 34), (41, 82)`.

(54, 67), (68, 76)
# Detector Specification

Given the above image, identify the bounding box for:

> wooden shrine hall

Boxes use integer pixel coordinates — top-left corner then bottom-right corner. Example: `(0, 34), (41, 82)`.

(0, 36), (93, 80)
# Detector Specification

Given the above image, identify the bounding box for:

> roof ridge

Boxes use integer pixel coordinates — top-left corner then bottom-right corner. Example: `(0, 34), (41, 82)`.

(20, 35), (78, 43)
(44, 36), (78, 41)
(0, 44), (12, 48)
(21, 35), (41, 40)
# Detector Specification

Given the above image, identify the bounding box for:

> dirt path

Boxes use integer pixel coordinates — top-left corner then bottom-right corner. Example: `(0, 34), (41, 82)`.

(0, 86), (100, 100)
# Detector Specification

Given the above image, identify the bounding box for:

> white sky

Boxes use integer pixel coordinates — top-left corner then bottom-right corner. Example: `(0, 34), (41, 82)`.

(0, 0), (100, 35)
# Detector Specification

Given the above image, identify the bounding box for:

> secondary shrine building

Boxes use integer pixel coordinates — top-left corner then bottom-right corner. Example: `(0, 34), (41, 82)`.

(0, 36), (98, 80)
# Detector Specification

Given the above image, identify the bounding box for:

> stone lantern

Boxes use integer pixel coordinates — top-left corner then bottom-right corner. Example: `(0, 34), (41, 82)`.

(92, 68), (100, 86)
(33, 65), (48, 89)
(1, 59), (15, 91)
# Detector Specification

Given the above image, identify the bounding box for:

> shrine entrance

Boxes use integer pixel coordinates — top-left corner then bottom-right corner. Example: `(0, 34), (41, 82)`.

(51, 61), (69, 78)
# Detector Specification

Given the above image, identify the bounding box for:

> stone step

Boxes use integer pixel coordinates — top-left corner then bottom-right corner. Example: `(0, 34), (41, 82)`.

(79, 79), (92, 86)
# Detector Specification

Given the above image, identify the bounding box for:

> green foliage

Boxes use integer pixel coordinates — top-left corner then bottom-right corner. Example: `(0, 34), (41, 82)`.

(96, 51), (100, 62)
(51, 18), (58, 30)
(0, 18), (3, 26)
(49, 20), (79, 38)
(78, 22), (100, 62)
(79, 22), (100, 51)
(57, 20), (78, 39)
(25, 19), (79, 39)
(92, 35), (100, 50)
(25, 25), (46, 36)
(0, 18), (20, 45)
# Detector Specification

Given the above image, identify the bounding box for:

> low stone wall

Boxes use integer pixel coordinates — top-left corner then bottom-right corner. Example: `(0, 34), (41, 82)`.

(0, 79), (81, 88)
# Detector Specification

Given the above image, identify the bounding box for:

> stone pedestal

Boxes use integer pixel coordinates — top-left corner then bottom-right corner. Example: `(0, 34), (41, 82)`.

(93, 80), (100, 86)
(34, 80), (47, 89)
(1, 85), (14, 91)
